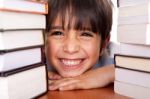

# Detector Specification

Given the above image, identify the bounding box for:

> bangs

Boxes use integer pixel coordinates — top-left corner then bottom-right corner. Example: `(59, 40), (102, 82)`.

(46, 0), (112, 39)
(47, 0), (100, 34)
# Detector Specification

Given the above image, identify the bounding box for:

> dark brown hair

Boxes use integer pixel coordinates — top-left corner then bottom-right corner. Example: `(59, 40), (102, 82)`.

(46, 0), (112, 40)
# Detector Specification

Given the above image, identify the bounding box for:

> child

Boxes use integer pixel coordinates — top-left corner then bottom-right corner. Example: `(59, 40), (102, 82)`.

(45, 0), (115, 91)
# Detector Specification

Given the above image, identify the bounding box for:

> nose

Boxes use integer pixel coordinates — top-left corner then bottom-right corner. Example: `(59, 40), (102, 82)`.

(63, 37), (80, 54)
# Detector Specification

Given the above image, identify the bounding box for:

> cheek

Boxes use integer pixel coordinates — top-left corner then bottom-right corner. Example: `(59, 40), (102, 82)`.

(45, 39), (59, 59)
(83, 40), (101, 58)
(86, 45), (100, 59)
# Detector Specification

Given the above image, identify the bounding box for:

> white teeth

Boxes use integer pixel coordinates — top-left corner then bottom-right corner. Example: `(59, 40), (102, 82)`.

(62, 59), (81, 66)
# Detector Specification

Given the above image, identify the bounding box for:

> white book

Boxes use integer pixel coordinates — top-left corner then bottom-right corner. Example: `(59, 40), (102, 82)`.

(119, 43), (150, 57)
(115, 54), (150, 72)
(117, 24), (150, 45)
(0, 30), (44, 50)
(118, 15), (150, 25)
(114, 81), (150, 99)
(0, 11), (46, 30)
(118, 3), (150, 25)
(115, 68), (150, 88)
(119, 3), (150, 17)
(119, 0), (150, 7)
(0, 65), (47, 99)
(0, 47), (42, 72)
(0, 0), (48, 14)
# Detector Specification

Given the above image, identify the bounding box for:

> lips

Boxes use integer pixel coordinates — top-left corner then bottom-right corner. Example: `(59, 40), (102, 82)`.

(59, 58), (84, 70)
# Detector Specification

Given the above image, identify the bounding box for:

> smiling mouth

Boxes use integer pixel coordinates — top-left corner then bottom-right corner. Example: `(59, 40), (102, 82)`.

(60, 58), (84, 70)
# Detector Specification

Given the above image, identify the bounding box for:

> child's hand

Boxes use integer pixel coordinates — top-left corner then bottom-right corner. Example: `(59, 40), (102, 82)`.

(48, 71), (62, 86)
(48, 71), (62, 80)
(48, 65), (115, 91)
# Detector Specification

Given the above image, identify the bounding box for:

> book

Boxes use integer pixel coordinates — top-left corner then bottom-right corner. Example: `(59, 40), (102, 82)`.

(0, 30), (44, 51)
(118, 3), (150, 25)
(0, 11), (46, 30)
(0, 64), (47, 99)
(114, 81), (150, 99)
(118, 43), (150, 57)
(117, 24), (150, 45)
(115, 67), (150, 88)
(119, 3), (150, 17)
(114, 54), (150, 72)
(0, 47), (42, 72)
(0, 0), (48, 14)
(118, 15), (150, 25)
(118, 0), (150, 7)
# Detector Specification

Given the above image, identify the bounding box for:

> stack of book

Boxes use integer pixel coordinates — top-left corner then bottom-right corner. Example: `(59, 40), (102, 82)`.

(0, 0), (48, 98)
(114, 0), (150, 99)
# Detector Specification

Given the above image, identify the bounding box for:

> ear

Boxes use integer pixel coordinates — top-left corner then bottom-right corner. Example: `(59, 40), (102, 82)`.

(99, 35), (110, 56)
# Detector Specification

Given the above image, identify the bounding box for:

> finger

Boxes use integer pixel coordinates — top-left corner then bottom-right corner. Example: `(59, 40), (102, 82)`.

(59, 82), (82, 91)
(48, 79), (55, 85)
(49, 78), (78, 90)
(52, 74), (62, 79)
(48, 72), (62, 80)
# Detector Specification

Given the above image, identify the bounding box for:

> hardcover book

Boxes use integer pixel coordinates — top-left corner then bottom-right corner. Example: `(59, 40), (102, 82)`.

(118, 3), (150, 25)
(118, 0), (150, 7)
(0, 30), (44, 51)
(114, 54), (150, 72)
(117, 24), (150, 45)
(115, 67), (150, 88)
(0, 64), (47, 99)
(118, 43), (150, 57)
(0, 11), (46, 30)
(0, 0), (48, 14)
(0, 47), (43, 72)
(119, 3), (150, 17)
(114, 81), (150, 99)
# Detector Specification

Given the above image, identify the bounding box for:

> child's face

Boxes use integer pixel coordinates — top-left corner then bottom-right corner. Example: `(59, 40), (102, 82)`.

(46, 15), (102, 77)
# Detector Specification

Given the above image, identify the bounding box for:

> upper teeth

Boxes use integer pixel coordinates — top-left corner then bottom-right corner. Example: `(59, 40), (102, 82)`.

(62, 59), (81, 66)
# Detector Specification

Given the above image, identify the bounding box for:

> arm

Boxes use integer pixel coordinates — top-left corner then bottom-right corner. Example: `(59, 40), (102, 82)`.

(48, 64), (115, 91)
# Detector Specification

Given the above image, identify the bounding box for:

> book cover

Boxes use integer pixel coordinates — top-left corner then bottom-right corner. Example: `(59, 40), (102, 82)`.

(0, 64), (48, 99)
(114, 54), (150, 72)
(0, 29), (44, 51)
(115, 67), (150, 88)
(0, 47), (43, 72)
(0, 0), (48, 14)
(114, 81), (150, 99)
(117, 24), (150, 45)
(0, 11), (46, 30)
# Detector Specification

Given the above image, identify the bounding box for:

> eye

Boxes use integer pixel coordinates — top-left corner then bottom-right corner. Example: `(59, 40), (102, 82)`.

(80, 31), (94, 37)
(50, 31), (64, 36)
